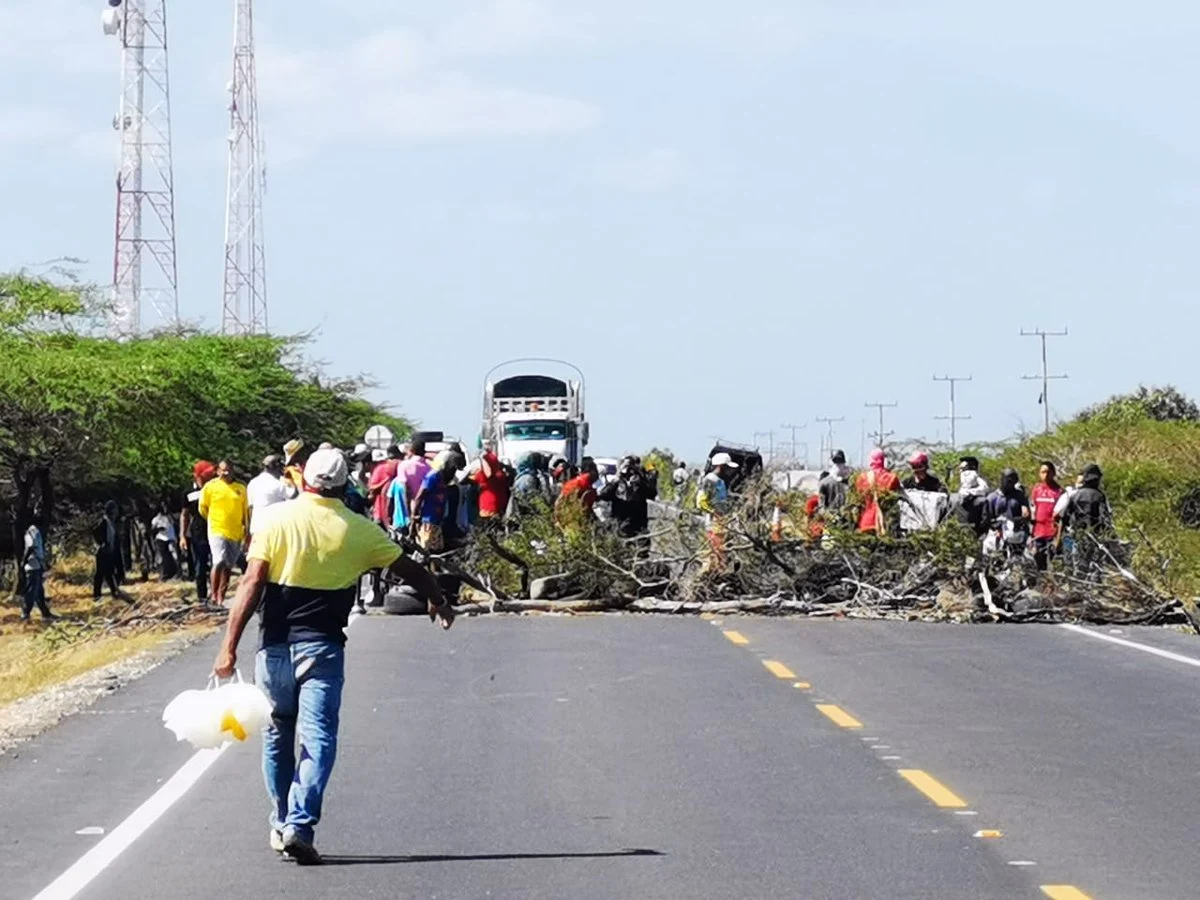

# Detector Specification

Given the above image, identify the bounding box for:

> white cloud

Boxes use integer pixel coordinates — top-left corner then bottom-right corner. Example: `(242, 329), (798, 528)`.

(596, 148), (687, 193)
(258, 15), (600, 152)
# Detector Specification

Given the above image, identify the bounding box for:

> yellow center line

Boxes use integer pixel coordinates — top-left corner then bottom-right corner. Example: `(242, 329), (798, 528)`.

(1040, 888), (1093, 900)
(898, 769), (968, 808)
(762, 660), (795, 679)
(815, 704), (863, 729)
(723, 630), (749, 645)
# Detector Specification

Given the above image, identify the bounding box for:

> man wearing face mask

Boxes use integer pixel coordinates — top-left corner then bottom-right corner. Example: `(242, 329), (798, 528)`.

(598, 455), (659, 542)
(986, 468), (1031, 557)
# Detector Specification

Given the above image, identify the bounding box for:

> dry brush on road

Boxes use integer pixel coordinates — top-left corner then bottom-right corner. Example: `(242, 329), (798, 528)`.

(438, 490), (1195, 629)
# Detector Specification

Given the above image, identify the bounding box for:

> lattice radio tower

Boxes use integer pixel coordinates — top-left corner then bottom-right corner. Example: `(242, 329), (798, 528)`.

(103, 0), (180, 336)
(221, 0), (268, 335)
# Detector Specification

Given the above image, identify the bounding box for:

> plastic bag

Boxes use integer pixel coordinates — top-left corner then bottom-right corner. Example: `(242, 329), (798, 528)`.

(162, 672), (274, 749)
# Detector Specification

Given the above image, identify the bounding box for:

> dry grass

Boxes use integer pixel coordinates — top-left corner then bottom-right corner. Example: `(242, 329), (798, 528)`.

(0, 566), (219, 709)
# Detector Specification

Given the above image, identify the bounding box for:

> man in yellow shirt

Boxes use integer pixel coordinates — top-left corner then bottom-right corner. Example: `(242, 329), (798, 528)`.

(198, 459), (248, 607)
(213, 448), (452, 865)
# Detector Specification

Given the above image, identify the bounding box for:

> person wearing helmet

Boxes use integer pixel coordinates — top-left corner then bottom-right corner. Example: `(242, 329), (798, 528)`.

(901, 452), (944, 493)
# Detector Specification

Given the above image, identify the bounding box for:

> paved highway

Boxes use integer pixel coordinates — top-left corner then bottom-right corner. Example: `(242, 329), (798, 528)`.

(3, 615), (1199, 899)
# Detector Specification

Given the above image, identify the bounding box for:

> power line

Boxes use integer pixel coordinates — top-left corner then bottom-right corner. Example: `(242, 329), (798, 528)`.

(780, 423), (807, 466)
(863, 401), (898, 450)
(932, 375), (972, 450)
(1020, 328), (1068, 434)
(814, 416), (845, 463)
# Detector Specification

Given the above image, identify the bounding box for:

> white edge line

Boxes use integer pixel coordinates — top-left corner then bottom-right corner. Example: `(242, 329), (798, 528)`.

(1058, 623), (1200, 669)
(30, 613), (374, 899)
(31, 745), (230, 900)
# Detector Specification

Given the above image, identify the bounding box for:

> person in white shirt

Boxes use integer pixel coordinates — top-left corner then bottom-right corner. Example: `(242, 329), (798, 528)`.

(247, 455), (291, 535)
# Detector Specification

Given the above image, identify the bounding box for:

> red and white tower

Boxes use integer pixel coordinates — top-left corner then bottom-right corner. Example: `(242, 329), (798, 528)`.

(221, 0), (268, 335)
(103, 0), (180, 336)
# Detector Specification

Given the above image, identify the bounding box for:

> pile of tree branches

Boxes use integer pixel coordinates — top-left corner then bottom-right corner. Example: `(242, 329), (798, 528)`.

(438, 484), (1196, 630)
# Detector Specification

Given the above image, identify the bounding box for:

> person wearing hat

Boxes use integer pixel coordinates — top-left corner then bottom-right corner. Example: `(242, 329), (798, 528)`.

(698, 452), (739, 573)
(213, 447), (452, 866)
(818, 450), (852, 513)
(281, 439), (308, 498)
(901, 451), (944, 493)
(247, 455), (290, 536)
(180, 461), (217, 603)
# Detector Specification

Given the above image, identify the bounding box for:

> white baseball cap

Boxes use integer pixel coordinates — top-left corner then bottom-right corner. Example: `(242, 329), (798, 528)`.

(371, 448), (387, 462)
(711, 452), (739, 469)
(304, 448), (349, 490)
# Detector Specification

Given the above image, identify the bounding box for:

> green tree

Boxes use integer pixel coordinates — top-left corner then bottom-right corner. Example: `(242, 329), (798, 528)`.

(0, 273), (412, 581)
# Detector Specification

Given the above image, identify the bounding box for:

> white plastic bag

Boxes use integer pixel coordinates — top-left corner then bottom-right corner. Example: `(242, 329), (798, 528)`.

(162, 672), (274, 749)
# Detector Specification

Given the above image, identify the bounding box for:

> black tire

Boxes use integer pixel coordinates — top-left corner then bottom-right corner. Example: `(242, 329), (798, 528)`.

(382, 585), (425, 616)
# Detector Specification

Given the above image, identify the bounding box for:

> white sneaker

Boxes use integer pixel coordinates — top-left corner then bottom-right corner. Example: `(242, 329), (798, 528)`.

(269, 829), (285, 853)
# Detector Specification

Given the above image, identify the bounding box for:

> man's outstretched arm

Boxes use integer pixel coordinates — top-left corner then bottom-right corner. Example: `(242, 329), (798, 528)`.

(386, 553), (453, 630)
(213, 558), (269, 677)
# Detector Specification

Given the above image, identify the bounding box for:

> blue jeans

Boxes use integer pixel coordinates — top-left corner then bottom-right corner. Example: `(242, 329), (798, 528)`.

(256, 640), (345, 843)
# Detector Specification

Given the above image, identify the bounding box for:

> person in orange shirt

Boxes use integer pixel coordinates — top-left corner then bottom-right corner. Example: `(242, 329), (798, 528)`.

(855, 449), (901, 535)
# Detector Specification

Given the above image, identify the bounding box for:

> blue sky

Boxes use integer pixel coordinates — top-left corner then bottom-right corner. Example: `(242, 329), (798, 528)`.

(3, 0), (1199, 464)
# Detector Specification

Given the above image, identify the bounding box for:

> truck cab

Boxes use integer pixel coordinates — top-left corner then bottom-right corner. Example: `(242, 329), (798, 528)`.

(482, 363), (589, 466)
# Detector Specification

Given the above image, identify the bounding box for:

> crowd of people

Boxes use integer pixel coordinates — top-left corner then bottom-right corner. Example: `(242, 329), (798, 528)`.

(111, 438), (663, 613)
(781, 448), (1116, 576)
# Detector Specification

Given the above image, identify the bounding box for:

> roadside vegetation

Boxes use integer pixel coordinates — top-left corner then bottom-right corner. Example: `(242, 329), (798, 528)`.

(0, 270), (409, 709)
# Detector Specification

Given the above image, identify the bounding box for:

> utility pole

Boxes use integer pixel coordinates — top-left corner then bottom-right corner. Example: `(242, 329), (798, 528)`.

(815, 416), (844, 464)
(864, 401), (898, 450)
(104, 0), (180, 336)
(780, 423), (806, 465)
(1021, 328), (1068, 434)
(932, 375), (972, 450)
(222, 0), (269, 335)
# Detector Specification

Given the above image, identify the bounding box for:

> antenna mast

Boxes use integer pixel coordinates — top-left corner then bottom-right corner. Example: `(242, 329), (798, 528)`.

(221, 0), (268, 335)
(104, 0), (180, 336)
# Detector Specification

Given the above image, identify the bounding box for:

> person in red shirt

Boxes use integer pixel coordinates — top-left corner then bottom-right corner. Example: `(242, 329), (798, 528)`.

(855, 449), (901, 535)
(555, 458), (599, 529)
(1030, 461), (1064, 571)
(473, 440), (511, 522)
(367, 444), (403, 526)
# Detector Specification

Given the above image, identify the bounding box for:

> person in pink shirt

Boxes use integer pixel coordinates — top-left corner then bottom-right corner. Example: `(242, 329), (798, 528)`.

(397, 439), (432, 514)
(1030, 461), (1064, 571)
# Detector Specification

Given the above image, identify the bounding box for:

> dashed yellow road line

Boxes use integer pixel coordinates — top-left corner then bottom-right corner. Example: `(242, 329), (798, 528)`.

(815, 704), (863, 729)
(898, 769), (968, 808)
(792, 681), (811, 690)
(1040, 887), (1092, 900)
(723, 630), (749, 645)
(762, 660), (795, 679)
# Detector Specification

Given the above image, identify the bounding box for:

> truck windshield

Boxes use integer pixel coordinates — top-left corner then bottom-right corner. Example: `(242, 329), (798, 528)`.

(504, 421), (568, 441)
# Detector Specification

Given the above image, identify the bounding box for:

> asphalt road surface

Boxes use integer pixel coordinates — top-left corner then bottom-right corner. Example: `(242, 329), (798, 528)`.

(4, 614), (1200, 899)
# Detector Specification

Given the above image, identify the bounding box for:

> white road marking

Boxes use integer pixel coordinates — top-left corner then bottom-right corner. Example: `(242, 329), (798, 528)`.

(1008, 860), (1038, 867)
(73, 827), (104, 836)
(33, 610), (365, 899)
(1059, 623), (1200, 670)
(32, 746), (231, 900)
